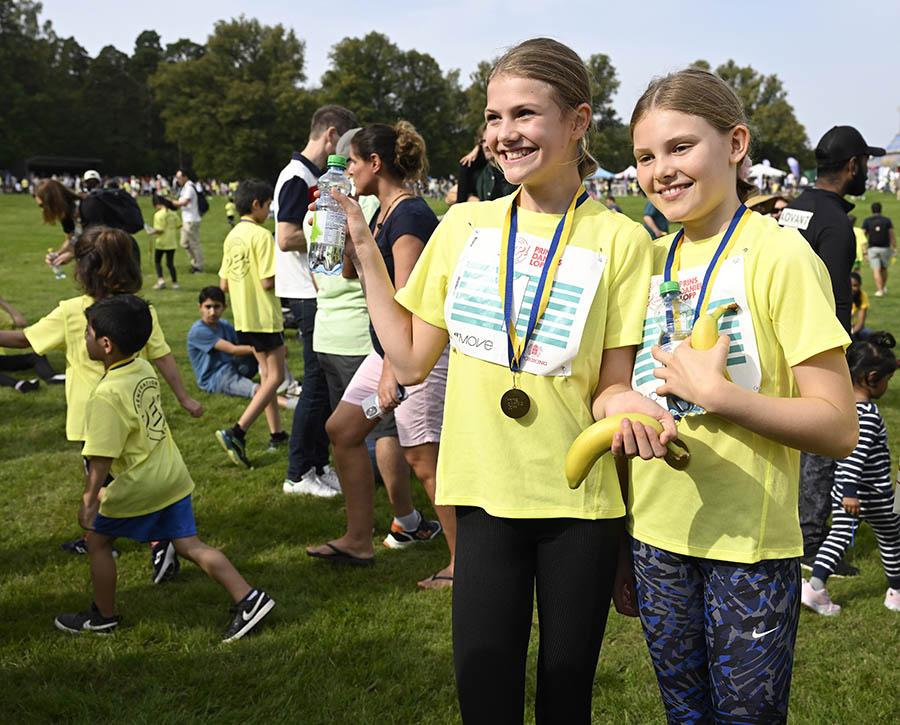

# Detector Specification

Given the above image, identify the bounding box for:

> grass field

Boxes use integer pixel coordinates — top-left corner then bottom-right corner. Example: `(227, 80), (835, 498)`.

(1, 190), (899, 723)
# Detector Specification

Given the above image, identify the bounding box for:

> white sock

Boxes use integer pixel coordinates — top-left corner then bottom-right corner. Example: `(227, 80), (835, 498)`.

(809, 576), (825, 591)
(394, 510), (421, 532)
(243, 589), (258, 602)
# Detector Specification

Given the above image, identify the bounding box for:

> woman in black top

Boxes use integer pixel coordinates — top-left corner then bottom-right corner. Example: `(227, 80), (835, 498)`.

(306, 121), (455, 589)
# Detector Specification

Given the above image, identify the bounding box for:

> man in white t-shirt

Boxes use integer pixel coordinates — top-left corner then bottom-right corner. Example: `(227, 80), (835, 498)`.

(171, 169), (204, 273)
(273, 105), (357, 492)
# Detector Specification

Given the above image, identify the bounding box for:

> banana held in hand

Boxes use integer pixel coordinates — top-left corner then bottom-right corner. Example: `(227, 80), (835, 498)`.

(691, 303), (738, 350)
(566, 413), (690, 489)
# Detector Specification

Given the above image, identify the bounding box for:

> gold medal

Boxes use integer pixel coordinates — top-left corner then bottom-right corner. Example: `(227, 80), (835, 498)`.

(500, 387), (530, 418)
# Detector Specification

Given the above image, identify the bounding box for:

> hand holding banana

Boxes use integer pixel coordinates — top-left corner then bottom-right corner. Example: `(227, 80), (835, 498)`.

(566, 413), (690, 489)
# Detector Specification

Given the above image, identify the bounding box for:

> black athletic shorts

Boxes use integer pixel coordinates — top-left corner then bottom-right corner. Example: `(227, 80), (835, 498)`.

(237, 330), (285, 353)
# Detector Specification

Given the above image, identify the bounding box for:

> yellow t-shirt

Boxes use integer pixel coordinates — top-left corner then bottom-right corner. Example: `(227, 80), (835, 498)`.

(218, 219), (283, 333)
(225, 201), (236, 217)
(24, 295), (171, 441)
(395, 196), (652, 519)
(152, 208), (181, 251)
(853, 227), (866, 265)
(628, 211), (851, 563)
(83, 357), (194, 518)
(852, 289), (869, 317)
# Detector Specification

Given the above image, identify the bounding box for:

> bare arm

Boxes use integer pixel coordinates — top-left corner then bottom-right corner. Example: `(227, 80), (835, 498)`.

(79, 456), (112, 531)
(277, 221), (307, 252)
(333, 189), (448, 384)
(0, 296), (28, 327)
(852, 305), (867, 335)
(643, 216), (663, 238)
(891, 228), (897, 252)
(219, 278), (229, 292)
(652, 336), (857, 458)
(0, 329), (30, 348)
(152, 353), (204, 418)
(170, 196), (188, 208)
(213, 339), (254, 357)
(261, 276), (275, 291)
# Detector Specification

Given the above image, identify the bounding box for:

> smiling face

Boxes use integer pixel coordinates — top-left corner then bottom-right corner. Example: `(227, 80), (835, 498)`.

(484, 74), (586, 197)
(633, 108), (749, 240)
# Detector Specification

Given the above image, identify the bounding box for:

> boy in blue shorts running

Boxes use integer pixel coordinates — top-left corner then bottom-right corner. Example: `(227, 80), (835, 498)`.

(55, 294), (274, 641)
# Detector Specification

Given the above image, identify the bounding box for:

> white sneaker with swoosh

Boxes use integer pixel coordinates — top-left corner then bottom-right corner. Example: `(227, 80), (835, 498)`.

(222, 590), (275, 642)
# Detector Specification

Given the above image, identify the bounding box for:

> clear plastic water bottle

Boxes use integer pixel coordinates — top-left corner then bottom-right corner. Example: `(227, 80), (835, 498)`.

(47, 249), (66, 279)
(308, 155), (352, 275)
(653, 280), (703, 418)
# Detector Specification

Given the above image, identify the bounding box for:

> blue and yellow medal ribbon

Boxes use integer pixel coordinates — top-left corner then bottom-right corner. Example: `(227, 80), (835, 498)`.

(499, 186), (589, 373)
(663, 204), (751, 326)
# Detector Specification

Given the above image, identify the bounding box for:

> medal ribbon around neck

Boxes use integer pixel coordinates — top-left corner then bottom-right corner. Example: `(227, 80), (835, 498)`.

(499, 185), (589, 373)
(662, 204), (751, 329)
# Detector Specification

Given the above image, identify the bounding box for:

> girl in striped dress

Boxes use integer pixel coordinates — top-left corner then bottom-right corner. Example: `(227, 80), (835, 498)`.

(803, 332), (900, 614)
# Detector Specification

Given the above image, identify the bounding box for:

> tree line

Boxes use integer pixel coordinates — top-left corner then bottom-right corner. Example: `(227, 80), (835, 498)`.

(0, 1), (813, 182)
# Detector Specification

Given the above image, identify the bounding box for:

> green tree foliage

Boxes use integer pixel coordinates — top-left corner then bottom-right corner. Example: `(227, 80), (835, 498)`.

(151, 16), (317, 180)
(320, 32), (467, 177)
(586, 52), (632, 173)
(693, 59), (813, 168)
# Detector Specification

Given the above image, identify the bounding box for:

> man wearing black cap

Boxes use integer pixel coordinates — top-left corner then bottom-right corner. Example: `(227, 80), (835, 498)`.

(780, 125), (885, 576)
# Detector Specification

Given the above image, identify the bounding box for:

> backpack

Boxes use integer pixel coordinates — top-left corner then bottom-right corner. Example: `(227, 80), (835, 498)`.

(91, 188), (145, 234)
(195, 183), (210, 216)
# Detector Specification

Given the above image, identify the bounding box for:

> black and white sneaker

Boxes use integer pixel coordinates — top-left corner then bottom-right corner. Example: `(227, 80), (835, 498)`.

(55, 602), (121, 635)
(222, 590), (274, 643)
(383, 511), (442, 550)
(151, 540), (179, 583)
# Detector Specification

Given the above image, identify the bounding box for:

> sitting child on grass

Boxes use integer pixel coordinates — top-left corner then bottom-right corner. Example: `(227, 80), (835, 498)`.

(55, 294), (274, 641)
(187, 286), (296, 424)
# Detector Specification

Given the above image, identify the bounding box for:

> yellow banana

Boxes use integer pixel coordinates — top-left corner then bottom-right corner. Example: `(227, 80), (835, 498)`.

(691, 303), (738, 350)
(566, 413), (690, 489)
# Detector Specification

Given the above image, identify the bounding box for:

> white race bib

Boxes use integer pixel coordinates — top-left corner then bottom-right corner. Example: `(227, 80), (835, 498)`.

(632, 255), (762, 402)
(444, 227), (606, 376)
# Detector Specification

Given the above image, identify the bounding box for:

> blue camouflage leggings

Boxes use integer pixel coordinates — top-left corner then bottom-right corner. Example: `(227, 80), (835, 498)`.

(632, 539), (800, 724)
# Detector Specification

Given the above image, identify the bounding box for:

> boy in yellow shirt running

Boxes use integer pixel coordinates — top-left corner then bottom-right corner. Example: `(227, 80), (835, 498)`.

(55, 294), (273, 641)
(216, 179), (286, 467)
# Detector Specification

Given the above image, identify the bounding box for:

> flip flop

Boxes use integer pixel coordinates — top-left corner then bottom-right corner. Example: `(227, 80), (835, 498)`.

(306, 542), (374, 567)
(417, 572), (454, 590)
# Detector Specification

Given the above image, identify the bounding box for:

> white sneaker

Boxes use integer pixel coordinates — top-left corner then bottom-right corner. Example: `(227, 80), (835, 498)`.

(283, 469), (338, 498)
(875, 290), (884, 297)
(284, 381), (302, 398)
(801, 578), (841, 616)
(885, 587), (900, 611)
(317, 465), (342, 493)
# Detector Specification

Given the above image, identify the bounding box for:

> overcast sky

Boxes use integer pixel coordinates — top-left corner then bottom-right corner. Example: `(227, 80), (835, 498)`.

(37, 0), (900, 165)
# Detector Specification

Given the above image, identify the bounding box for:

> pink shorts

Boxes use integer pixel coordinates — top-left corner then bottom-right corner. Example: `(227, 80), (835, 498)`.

(342, 348), (449, 448)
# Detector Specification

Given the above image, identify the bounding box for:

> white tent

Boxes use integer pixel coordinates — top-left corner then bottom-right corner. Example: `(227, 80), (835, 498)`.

(615, 165), (637, 179)
(747, 163), (786, 179)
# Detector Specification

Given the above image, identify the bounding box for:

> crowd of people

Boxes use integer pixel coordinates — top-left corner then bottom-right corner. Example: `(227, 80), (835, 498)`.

(4, 35), (900, 723)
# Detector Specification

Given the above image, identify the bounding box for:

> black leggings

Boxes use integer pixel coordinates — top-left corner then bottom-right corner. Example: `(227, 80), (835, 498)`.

(452, 506), (620, 724)
(154, 249), (177, 282)
(0, 352), (57, 386)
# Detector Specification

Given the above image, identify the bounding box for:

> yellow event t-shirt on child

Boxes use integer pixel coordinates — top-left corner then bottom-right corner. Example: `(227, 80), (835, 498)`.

(218, 220), (283, 333)
(152, 208), (181, 251)
(395, 196), (652, 520)
(628, 212), (851, 563)
(82, 357), (194, 518)
(24, 295), (171, 441)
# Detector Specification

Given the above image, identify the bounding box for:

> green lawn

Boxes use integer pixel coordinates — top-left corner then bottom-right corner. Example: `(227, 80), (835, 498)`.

(1, 191), (899, 723)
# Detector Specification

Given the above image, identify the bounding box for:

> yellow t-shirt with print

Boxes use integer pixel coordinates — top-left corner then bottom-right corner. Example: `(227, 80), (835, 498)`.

(628, 211), (851, 563)
(218, 219), (283, 333)
(83, 357), (194, 518)
(395, 196), (652, 519)
(152, 208), (181, 251)
(24, 295), (171, 441)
